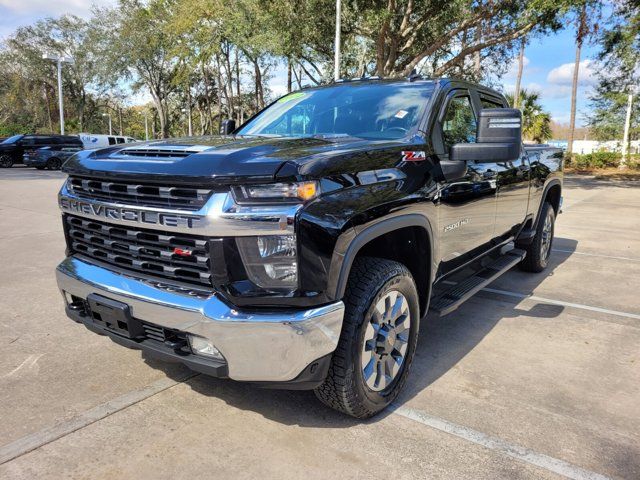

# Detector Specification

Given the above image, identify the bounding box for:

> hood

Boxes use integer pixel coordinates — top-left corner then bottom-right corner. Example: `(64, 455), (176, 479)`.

(62, 135), (413, 185)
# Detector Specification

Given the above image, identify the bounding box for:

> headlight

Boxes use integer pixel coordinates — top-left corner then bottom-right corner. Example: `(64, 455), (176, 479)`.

(232, 181), (318, 204)
(236, 235), (298, 289)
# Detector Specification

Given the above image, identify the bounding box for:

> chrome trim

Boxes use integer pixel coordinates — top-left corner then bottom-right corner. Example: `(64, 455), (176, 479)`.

(59, 182), (301, 236)
(57, 257), (344, 382)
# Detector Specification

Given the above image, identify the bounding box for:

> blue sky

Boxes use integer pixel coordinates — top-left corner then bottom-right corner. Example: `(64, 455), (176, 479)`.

(1, 0), (600, 127)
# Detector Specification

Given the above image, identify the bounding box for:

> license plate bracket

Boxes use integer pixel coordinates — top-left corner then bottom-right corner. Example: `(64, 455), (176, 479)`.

(87, 294), (144, 339)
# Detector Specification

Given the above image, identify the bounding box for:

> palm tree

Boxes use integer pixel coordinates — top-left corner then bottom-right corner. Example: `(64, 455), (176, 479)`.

(506, 89), (552, 143)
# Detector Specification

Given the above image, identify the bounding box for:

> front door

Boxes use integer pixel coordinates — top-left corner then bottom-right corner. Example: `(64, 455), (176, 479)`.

(478, 96), (530, 239)
(435, 90), (498, 272)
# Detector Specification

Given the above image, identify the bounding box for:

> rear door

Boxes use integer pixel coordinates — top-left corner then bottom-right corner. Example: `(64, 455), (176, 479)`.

(434, 88), (498, 270)
(477, 93), (530, 239)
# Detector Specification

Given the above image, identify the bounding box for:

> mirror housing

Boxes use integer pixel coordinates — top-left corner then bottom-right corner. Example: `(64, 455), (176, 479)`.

(220, 119), (236, 135)
(450, 108), (522, 163)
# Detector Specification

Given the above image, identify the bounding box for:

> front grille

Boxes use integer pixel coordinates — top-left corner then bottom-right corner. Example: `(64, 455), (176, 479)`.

(67, 176), (213, 211)
(66, 215), (212, 287)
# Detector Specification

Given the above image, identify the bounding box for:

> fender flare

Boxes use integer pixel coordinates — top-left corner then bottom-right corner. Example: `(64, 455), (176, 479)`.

(331, 213), (435, 300)
(534, 178), (562, 227)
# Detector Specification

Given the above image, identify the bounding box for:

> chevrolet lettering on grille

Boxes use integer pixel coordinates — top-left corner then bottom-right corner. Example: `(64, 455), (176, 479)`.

(59, 197), (203, 229)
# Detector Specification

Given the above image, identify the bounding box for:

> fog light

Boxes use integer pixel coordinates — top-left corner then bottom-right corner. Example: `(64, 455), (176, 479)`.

(188, 335), (225, 360)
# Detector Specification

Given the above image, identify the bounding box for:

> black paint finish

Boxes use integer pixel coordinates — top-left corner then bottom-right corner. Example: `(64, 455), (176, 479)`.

(61, 79), (563, 309)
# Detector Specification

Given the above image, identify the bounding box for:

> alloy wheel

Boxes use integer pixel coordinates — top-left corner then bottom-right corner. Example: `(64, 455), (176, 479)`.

(361, 290), (411, 392)
(540, 211), (553, 260)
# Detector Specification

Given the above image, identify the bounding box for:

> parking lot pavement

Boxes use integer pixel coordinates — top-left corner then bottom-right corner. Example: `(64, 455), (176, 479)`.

(1, 168), (638, 479)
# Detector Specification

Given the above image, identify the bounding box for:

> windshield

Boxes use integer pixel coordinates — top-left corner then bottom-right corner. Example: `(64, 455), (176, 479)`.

(237, 82), (433, 140)
(2, 135), (23, 144)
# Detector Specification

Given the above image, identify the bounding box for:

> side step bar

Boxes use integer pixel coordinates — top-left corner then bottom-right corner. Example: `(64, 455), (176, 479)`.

(431, 248), (526, 316)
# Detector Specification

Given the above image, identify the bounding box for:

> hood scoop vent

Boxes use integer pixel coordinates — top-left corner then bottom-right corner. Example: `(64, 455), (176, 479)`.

(113, 144), (213, 160)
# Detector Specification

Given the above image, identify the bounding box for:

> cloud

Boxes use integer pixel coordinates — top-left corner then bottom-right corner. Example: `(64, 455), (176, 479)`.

(547, 59), (597, 87)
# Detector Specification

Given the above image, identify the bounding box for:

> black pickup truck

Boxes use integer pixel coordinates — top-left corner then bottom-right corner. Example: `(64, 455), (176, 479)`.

(56, 78), (562, 418)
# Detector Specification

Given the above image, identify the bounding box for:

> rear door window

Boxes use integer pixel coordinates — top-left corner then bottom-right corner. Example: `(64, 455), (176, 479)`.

(116, 137), (125, 144)
(108, 137), (116, 145)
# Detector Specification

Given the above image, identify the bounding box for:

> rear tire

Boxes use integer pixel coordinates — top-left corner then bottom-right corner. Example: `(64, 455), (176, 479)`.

(314, 257), (419, 418)
(519, 201), (555, 273)
(0, 154), (13, 168)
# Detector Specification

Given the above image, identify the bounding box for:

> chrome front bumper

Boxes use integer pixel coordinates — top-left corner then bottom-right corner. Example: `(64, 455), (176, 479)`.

(56, 257), (344, 383)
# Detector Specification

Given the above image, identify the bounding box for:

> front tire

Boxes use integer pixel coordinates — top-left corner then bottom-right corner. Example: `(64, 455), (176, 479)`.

(314, 257), (419, 418)
(520, 201), (555, 272)
(0, 154), (13, 168)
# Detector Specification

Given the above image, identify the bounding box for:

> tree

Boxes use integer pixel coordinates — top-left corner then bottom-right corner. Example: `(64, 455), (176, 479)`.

(506, 89), (552, 143)
(587, 0), (639, 145)
(566, 3), (598, 158)
(0, 15), (104, 133)
(513, 38), (526, 108)
(343, 0), (569, 78)
(94, 0), (181, 138)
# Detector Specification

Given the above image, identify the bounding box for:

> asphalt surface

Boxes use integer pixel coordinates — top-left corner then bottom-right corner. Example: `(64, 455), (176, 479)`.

(1, 166), (638, 479)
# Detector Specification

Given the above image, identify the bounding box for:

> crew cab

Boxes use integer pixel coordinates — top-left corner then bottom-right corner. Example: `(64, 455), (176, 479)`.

(55, 78), (562, 418)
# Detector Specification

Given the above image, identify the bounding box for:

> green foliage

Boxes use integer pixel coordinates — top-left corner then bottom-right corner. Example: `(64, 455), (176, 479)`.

(568, 152), (640, 169)
(505, 89), (552, 143)
(0, 0), (628, 139)
(587, 0), (639, 141)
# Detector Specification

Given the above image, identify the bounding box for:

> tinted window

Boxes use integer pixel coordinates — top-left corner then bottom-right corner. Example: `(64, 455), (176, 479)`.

(238, 83), (434, 140)
(116, 137), (125, 144)
(34, 136), (52, 146)
(480, 97), (504, 109)
(442, 96), (476, 149)
(108, 137), (116, 145)
(2, 135), (24, 144)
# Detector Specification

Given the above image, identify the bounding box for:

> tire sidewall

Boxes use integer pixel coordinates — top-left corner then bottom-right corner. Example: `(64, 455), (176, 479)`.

(537, 204), (555, 269)
(0, 155), (13, 168)
(350, 270), (419, 411)
(47, 158), (61, 170)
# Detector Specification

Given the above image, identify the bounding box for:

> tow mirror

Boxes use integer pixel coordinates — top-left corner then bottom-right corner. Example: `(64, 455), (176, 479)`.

(450, 108), (522, 163)
(220, 119), (236, 135)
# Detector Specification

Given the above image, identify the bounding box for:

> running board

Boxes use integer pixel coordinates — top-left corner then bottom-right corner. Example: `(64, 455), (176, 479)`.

(431, 248), (526, 316)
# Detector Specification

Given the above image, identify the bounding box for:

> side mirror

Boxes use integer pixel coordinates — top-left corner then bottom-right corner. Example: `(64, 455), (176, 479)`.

(220, 119), (236, 135)
(450, 108), (522, 163)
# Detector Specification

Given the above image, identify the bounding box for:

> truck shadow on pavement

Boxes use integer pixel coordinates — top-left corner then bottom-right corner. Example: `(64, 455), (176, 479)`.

(143, 237), (578, 427)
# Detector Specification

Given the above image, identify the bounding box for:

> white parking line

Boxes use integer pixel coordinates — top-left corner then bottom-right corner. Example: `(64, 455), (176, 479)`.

(391, 404), (610, 480)
(0, 373), (195, 465)
(552, 248), (640, 262)
(482, 287), (640, 320)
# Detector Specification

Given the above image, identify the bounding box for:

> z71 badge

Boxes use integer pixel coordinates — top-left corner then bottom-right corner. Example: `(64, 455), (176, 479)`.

(401, 151), (426, 162)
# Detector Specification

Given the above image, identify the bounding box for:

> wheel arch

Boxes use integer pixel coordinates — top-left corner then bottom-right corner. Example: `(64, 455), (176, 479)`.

(332, 214), (434, 318)
(535, 179), (562, 227)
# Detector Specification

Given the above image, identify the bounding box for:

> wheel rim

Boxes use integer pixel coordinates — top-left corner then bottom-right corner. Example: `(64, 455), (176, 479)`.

(540, 211), (553, 260)
(361, 290), (411, 392)
(48, 159), (61, 170)
(0, 156), (11, 167)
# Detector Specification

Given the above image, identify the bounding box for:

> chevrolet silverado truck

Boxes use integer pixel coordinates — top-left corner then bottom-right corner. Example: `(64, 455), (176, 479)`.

(56, 78), (563, 418)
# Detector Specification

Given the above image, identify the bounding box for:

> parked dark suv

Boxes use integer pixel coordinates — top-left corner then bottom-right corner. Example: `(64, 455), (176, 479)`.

(0, 134), (83, 168)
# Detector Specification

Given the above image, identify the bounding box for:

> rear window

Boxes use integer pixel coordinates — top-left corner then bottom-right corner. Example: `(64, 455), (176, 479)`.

(2, 135), (24, 144)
